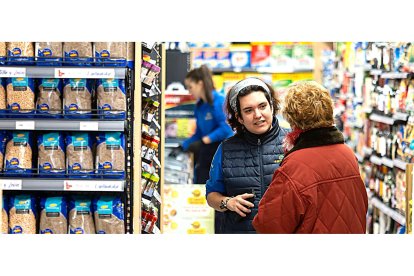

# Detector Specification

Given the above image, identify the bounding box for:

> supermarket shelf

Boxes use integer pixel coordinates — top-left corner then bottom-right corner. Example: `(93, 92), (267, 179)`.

(362, 146), (373, 157)
(369, 155), (383, 166)
(380, 72), (409, 79)
(392, 112), (409, 122)
(370, 197), (406, 226)
(369, 70), (411, 79)
(381, 157), (394, 168)
(0, 179), (125, 191)
(393, 159), (408, 171)
(369, 69), (382, 76)
(369, 113), (394, 125)
(0, 119), (125, 131)
(212, 67), (313, 74)
(355, 153), (364, 163)
(348, 122), (364, 129)
(369, 155), (395, 169)
(363, 107), (373, 114)
(165, 137), (188, 148)
(0, 66), (126, 79)
(368, 155), (394, 168)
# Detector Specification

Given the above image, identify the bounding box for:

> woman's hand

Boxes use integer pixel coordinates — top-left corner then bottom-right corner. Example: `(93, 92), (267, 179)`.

(202, 136), (211, 144)
(227, 193), (255, 217)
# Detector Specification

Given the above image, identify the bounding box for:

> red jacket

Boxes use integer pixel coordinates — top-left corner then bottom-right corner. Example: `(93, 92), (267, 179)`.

(253, 127), (368, 234)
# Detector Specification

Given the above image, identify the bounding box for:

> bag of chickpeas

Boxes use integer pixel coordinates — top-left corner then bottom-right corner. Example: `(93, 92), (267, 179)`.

(39, 196), (68, 234)
(68, 196), (95, 234)
(6, 77), (35, 116)
(9, 194), (37, 234)
(4, 131), (33, 176)
(0, 78), (6, 113)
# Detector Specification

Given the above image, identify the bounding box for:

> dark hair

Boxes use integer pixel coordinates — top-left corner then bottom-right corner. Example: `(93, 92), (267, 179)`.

(185, 65), (215, 105)
(225, 82), (280, 134)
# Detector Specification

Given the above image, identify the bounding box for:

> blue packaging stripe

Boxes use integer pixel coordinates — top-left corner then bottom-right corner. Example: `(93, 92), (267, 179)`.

(9, 194), (37, 218)
(2, 196), (7, 212)
(0, 130), (7, 155)
(40, 197), (68, 219)
(92, 196), (124, 221)
(6, 77), (35, 91)
(69, 196), (92, 213)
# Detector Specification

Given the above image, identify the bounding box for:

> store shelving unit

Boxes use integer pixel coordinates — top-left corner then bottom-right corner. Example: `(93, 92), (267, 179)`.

(0, 44), (136, 234)
(136, 42), (165, 234)
(330, 42), (413, 233)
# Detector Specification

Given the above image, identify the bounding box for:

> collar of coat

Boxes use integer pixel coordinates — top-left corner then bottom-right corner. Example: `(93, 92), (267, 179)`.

(241, 116), (281, 145)
(283, 126), (344, 159)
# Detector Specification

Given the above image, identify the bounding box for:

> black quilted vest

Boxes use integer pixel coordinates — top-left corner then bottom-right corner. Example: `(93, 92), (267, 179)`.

(220, 117), (286, 234)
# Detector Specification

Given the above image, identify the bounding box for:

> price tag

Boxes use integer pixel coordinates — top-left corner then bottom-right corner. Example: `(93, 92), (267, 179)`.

(80, 121), (99, 131)
(153, 190), (162, 204)
(0, 67), (26, 77)
(0, 179), (22, 190)
(54, 68), (115, 79)
(152, 225), (161, 234)
(153, 156), (161, 168)
(63, 180), (123, 191)
(16, 121), (35, 130)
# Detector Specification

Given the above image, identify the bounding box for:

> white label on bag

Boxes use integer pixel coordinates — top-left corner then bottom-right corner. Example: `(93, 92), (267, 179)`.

(16, 121), (35, 130)
(0, 179), (22, 190)
(80, 122), (99, 131)
(0, 67), (26, 77)
(54, 68), (115, 79)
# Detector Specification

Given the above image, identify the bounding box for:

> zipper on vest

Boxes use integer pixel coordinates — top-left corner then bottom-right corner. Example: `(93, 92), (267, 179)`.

(258, 139), (264, 199)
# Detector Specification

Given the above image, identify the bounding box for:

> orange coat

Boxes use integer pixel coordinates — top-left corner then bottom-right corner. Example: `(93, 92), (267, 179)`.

(253, 127), (368, 234)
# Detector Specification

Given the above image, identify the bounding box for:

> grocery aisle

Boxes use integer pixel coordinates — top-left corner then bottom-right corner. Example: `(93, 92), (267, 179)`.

(164, 42), (413, 234)
(0, 42), (165, 234)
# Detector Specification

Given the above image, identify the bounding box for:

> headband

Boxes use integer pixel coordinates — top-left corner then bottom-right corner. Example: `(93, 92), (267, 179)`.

(229, 78), (272, 113)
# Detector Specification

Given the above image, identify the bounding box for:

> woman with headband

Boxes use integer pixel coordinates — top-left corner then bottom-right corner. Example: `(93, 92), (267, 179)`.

(206, 77), (287, 234)
(253, 81), (368, 233)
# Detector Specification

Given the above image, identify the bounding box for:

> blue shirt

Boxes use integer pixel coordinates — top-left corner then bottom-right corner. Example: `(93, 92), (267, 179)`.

(182, 90), (234, 151)
(205, 143), (225, 195)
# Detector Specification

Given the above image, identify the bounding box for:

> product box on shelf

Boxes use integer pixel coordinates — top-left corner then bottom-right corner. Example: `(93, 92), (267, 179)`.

(191, 48), (204, 68)
(251, 42), (272, 68)
(229, 44), (251, 69)
(292, 42), (315, 71)
(202, 48), (217, 69)
(269, 42), (294, 72)
(215, 48), (231, 69)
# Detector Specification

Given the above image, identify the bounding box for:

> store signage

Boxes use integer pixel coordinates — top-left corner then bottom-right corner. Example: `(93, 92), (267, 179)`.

(0, 67), (26, 77)
(0, 179), (22, 190)
(16, 121), (35, 130)
(63, 180), (123, 191)
(80, 122), (99, 131)
(54, 68), (115, 79)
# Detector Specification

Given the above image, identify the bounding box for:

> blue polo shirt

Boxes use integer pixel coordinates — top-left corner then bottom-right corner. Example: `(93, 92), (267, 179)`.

(205, 143), (225, 196)
(182, 90), (233, 151)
